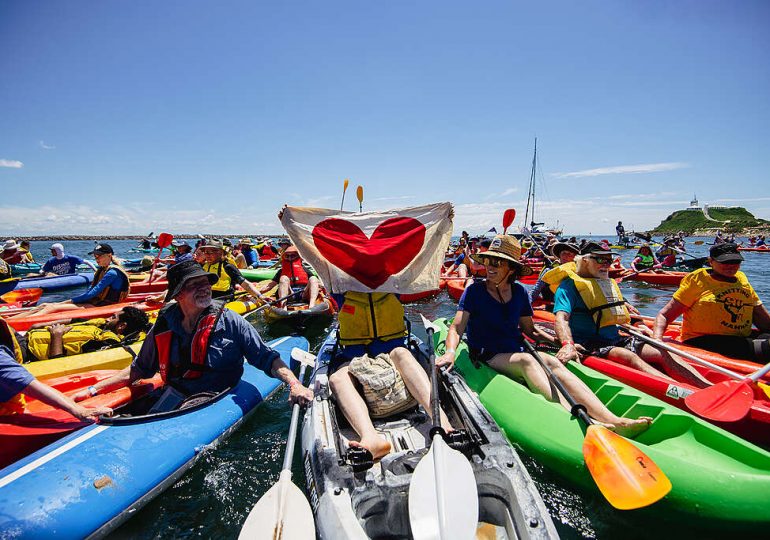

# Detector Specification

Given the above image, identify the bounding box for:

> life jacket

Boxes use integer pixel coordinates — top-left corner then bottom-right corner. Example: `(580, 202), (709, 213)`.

(338, 292), (407, 346)
(203, 260), (234, 294)
(0, 259), (10, 280)
(281, 257), (309, 286)
(260, 245), (276, 259)
(2, 251), (24, 265)
(26, 320), (122, 361)
(153, 304), (225, 384)
(90, 264), (131, 305)
(635, 253), (654, 269)
(566, 273), (630, 332)
(19, 248), (34, 263)
(0, 319), (27, 415)
(542, 261), (577, 293)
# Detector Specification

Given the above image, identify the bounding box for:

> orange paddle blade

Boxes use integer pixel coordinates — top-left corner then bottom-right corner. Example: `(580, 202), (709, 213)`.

(343, 178), (349, 190)
(1, 288), (43, 306)
(356, 185), (364, 203)
(685, 380), (753, 422)
(583, 425), (671, 510)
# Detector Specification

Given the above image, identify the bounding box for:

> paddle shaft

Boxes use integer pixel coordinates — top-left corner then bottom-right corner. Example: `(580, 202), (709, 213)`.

(253, 290), (303, 314)
(425, 327), (443, 433)
(282, 361), (309, 471)
(522, 340), (593, 426)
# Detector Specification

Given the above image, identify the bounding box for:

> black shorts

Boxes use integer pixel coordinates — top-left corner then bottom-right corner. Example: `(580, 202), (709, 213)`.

(579, 336), (644, 358)
(684, 334), (770, 362)
(468, 346), (525, 367)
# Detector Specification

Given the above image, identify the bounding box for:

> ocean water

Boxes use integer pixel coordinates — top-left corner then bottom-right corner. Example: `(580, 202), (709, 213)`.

(13, 237), (770, 538)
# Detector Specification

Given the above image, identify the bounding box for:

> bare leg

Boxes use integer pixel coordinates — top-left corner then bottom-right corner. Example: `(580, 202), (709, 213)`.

(639, 344), (711, 388)
(605, 347), (672, 380)
(306, 276), (320, 307)
(488, 352), (651, 437)
(277, 276), (291, 307)
(389, 347), (452, 431)
(329, 366), (391, 459)
(9, 302), (85, 319)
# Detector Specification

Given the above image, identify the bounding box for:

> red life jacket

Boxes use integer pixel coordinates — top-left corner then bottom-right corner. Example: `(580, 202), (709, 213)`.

(154, 306), (224, 383)
(260, 245), (276, 259)
(281, 257), (309, 286)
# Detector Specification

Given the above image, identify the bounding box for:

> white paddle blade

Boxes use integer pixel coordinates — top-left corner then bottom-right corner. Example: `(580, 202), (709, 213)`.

(239, 470), (315, 540)
(419, 313), (441, 335)
(291, 348), (316, 368)
(408, 437), (479, 540)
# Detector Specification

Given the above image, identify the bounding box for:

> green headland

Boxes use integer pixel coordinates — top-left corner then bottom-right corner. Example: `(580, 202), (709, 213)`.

(650, 206), (770, 235)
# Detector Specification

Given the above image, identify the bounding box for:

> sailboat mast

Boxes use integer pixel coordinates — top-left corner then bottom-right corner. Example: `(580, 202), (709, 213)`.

(524, 137), (537, 230)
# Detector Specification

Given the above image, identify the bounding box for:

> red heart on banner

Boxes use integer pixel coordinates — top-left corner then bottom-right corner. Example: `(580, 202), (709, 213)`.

(312, 217), (426, 289)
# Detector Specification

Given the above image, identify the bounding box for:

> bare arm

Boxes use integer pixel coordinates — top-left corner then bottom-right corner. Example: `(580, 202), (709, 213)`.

(436, 310), (469, 368)
(753, 304), (770, 333)
(24, 379), (113, 421)
(72, 365), (140, 402)
(269, 357), (313, 405)
(47, 324), (72, 358)
(654, 298), (687, 340)
(554, 311), (580, 363)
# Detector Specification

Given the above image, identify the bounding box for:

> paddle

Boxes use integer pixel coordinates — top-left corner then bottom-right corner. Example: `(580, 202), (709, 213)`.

(409, 315), (479, 539)
(685, 362), (770, 422)
(522, 339), (671, 509)
(147, 233), (173, 285)
(340, 177), (350, 211)
(693, 240), (705, 245)
(634, 232), (653, 242)
(239, 347), (315, 540)
(1, 288), (43, 306)
(245, 290), (304, 318)
(356, 185), (364, 212)
(502, 208), (516, 234)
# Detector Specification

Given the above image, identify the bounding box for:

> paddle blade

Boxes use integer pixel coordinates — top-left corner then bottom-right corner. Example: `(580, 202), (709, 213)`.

(291, 347), (316, 368)
(239, 470), (315, 540)
(685, 380), (753, 422)
(356, 185), (364, 203)
(1, 288), (43, 305)
(156, 232), (173, 248)
(343, 178), (349, 190)
(418, 313), (440, 336)
(502, 209), (516, 231)
(583, 425), (671, 510)
(408, 437), (479, 540)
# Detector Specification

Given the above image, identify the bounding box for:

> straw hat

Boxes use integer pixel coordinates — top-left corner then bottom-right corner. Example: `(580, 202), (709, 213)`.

(3, 240), (20, 251)
(470, 235), (533, 276)
(239, 237), (253, 246)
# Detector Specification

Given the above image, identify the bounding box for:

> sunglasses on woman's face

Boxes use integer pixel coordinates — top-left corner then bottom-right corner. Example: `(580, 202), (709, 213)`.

(481, 256), (505, 268)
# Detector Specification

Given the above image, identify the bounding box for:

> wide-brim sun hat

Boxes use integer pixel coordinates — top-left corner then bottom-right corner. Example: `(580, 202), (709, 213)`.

(239, 237), (253, 246)
(550, 242), (580, 257)
(165, 260), (218, 302)
(470, 235), (533, 276)
(3, 240), (20, 251)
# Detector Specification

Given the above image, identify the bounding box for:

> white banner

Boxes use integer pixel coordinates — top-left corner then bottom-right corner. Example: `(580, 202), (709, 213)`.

(280, 202), (453, 294)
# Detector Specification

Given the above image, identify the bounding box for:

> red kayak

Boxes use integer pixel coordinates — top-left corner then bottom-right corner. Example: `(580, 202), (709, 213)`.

(400, 289), (441, 303)
(128, 280), (168, 294)
(738, 246), (770, 252)
(614, 265), (687, 286)
(0, 370), (163, 468)
(4, 301), (161, 332)
(447, 279), (467, 301)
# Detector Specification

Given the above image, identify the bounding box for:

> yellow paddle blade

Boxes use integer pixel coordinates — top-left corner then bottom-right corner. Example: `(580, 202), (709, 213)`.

(583, 425), (671, 510)
(356, 185), (364, 203)
(759, 382), (770, 400)
(343, 178), (349, 190)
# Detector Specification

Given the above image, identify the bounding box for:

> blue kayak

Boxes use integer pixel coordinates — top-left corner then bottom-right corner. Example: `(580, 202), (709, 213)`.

(0, 272), (94, 295)
(10, 263), (43, 276)
(0, 334), (308, 538)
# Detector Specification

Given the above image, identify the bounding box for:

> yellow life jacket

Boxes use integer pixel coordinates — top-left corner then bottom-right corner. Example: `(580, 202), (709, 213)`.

(0, 319), (27, 415)
(542, 261), (577, 293)
(338, 292), (407, 346)
(567, 273), (630, 331)
(203, 260), (233, 293)
(91, 264), (131, 305)
(25, 320), (121, 361)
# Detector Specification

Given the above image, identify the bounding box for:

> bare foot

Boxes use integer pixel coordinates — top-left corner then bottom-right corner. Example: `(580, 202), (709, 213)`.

(350, 436), (391, 460)
(604, 416), (653, 438)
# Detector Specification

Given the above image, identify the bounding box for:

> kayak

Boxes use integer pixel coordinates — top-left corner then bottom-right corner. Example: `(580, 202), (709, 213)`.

(428, 318), (770, 529)
(23, 295), (263, 379)
(263, 289), (337, 325)
(240, 263), (318, 282)
(0, 370), (163, 469)
(616, 266), (687, 286)
(446, 278), (466, 301)
(399, 288), (441, 302)
(0, 272), (94, 295)
(0, 335), (308, 538)
(738, 246), (770, 252)
(10, 263), (43, 276)
(4, 301), (161, 332)
(302, 327), (558, 539)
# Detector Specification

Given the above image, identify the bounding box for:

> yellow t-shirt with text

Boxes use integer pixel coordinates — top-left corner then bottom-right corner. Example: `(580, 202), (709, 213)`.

(673, 268), (760, 341)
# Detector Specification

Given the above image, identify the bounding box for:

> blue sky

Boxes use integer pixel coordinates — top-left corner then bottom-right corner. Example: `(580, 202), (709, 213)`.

(1, 1), (768, 235)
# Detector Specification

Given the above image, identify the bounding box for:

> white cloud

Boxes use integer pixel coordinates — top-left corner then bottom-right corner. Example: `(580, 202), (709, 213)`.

(39, 141), (56, 150)
(553, 162), (689, 179)
(0, 159), (23, 168)
(500, 187), (518, 196)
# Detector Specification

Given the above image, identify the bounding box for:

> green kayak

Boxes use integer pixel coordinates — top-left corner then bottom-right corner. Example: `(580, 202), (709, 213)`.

(429, 318), (770, 529)
(240, 262), (317, 282)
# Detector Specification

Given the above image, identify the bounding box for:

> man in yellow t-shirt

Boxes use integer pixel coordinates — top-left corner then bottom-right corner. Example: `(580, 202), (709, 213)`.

(654, 243), (770, 360)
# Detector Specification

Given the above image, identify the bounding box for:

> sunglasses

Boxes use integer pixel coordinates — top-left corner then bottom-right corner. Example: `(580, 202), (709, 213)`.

(480, 256), (505, 268)
(586, 255), (613, 265)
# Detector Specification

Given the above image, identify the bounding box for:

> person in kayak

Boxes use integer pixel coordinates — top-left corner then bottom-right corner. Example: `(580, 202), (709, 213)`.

(236, 238), (259, 268)
(30, 243), (98, 277)
(0, 258), (11, 280)
(630, 243), (661, 272)
(20, 306), (150, 361)
(18, 241), (34, 262)
(72, 260), (314, 405)
(436, 236), (653, 437)
(553, 242), (710, 387)
(328, 291), (453, 460)
(169, 239), (193, 265)
(529, 241), (579, 305)
(256, 246), (321, 308)
(2, 240), (33, 265)
(199, 240), (265, 302)
(0, 319), (112, 420)
(654, 243), (770, 361)
(9, 244), (132, 319)
(656, 238), (679, 267)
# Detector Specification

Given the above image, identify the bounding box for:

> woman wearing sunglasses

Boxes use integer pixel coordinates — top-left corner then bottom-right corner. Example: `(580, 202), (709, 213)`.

(437, 235), (652, 437)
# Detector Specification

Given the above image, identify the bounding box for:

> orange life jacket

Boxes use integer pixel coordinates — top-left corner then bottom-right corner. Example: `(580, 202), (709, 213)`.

(153, 305), (224, 383)
(281, 257), (309, 286)
(0, 319), (26, 415)
(90, 264), (130, 305)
